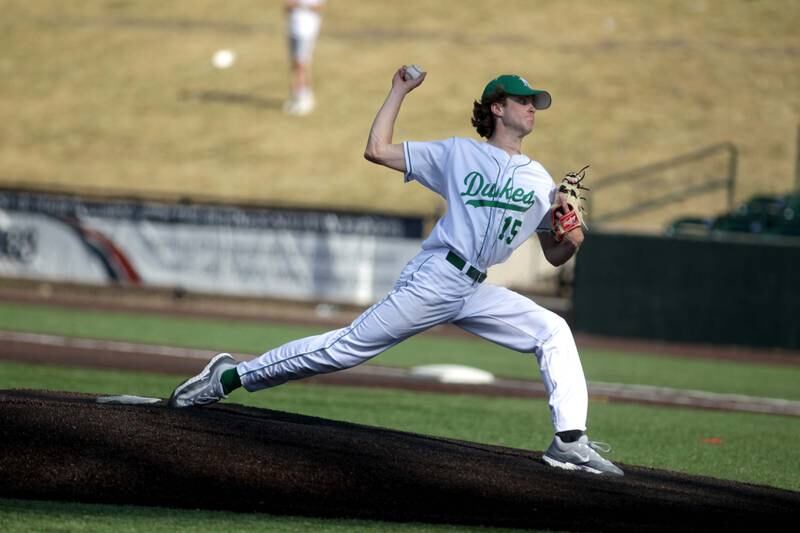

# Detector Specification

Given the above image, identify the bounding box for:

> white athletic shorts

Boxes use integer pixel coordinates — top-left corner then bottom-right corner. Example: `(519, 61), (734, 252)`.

(287, 8), (322, 63)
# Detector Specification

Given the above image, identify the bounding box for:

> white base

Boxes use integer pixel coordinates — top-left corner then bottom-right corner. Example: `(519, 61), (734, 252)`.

(409, 364), (495, 385)
(96, 395), (161, 405)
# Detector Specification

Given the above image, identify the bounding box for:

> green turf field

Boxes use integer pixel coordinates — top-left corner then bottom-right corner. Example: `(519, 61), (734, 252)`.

(1, 300), (799, 530)
(0, 498), (532, 533)
(3, 358), (799, 492)
(2, 301), (799, 400)
(1, 359), (799, 531)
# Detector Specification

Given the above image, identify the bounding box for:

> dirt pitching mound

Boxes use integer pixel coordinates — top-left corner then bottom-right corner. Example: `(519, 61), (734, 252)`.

(1, 389), (797, 532)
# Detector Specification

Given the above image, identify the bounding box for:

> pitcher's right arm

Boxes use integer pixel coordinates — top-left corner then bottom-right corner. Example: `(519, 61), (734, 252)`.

(364, 66), (426, 172)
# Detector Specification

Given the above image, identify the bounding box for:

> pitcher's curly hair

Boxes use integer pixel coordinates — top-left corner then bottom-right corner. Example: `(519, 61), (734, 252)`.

(471, 87), (507, 139)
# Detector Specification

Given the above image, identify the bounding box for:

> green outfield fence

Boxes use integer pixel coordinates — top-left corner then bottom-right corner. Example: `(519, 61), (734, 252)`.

(574, 231), (800, 351)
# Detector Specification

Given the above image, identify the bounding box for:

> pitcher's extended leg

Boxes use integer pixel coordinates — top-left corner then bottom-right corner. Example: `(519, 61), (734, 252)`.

(238, 257), (465, 392)
(453, 283), (587, 432)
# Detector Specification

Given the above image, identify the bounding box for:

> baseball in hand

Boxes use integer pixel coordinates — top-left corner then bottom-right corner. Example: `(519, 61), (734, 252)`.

(404, 64), (425, 81)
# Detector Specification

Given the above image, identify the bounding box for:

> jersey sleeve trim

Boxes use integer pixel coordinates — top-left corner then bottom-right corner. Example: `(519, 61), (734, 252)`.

(403, 142), (413, 183)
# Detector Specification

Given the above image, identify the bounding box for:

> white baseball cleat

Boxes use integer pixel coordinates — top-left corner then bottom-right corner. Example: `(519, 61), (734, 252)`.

(543, 435), (624, 476)
(168, 353), (237, 408)
(283, 92), (315, 116)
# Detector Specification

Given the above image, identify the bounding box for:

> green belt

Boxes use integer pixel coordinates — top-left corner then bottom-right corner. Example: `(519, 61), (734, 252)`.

(445, 251), (487, 283)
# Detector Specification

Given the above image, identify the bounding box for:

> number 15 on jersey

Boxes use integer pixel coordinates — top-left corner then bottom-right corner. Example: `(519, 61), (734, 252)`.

(498, 216), (522, 245)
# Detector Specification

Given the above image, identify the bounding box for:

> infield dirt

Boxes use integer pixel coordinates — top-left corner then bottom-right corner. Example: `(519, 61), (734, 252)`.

(2, 389), (798, 532)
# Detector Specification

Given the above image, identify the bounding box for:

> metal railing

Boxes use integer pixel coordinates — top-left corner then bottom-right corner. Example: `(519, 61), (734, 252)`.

(587, 142), (738, 224)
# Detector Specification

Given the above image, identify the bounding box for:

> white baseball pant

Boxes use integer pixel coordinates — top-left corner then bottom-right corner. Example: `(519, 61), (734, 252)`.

(238, 248), (588, 432)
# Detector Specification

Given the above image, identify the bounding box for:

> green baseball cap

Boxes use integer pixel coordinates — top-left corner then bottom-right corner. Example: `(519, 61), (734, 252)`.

(481, 74), (552, 110)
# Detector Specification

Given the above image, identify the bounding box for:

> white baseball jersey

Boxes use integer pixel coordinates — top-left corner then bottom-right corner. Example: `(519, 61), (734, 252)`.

(238, 136), (589, 434)
(404, 137), (556, 272)
(287, 0), (325, 40)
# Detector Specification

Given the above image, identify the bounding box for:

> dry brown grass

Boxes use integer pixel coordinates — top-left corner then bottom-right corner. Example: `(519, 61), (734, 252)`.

(1, 0), (798, 231)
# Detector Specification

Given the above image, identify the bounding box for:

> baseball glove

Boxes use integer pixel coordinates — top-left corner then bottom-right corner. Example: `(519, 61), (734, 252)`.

(552, 165), (590, 241)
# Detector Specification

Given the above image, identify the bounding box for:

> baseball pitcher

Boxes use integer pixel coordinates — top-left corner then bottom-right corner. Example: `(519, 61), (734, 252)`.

(169, 66), (623, 476)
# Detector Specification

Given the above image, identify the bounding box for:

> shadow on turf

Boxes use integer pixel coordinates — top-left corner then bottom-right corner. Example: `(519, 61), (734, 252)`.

(178, 89), (283, 109)
(0, 389), (797, 532)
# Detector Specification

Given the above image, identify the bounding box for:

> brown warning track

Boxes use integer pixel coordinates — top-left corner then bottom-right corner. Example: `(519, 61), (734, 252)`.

(1, 389), (797, 532)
